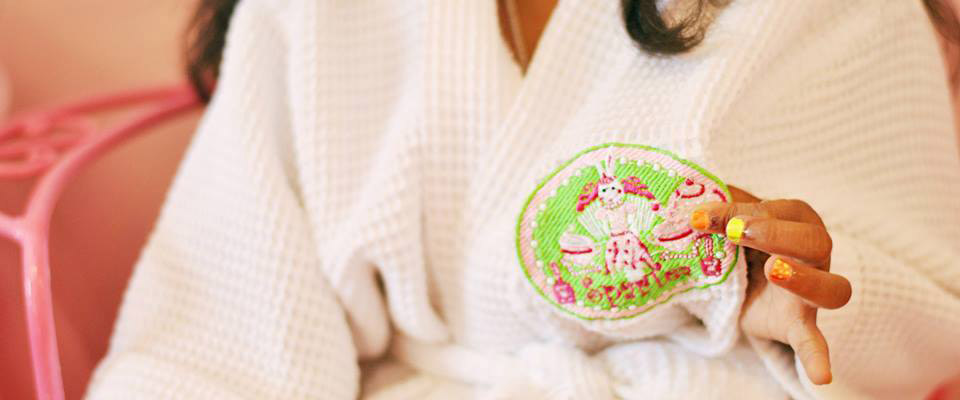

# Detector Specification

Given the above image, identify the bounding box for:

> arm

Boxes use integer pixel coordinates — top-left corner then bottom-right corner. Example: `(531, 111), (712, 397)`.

(701, 217), (960, 399)
(86, 2), (360, 398)
(704, 1), (960, 397)
(792, 231), (960, 399)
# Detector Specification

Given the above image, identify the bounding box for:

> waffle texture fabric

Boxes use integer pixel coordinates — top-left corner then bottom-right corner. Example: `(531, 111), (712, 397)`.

(88, 0), (960, 399)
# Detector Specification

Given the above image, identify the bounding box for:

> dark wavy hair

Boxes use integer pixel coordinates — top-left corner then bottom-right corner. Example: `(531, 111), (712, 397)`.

(186, 0), (959, 101)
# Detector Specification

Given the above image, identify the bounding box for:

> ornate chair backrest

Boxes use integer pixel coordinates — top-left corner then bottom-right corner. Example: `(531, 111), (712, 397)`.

(0, 85), (200, 400)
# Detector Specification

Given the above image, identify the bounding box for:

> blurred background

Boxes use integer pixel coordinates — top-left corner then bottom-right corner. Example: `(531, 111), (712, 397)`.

(0, 1), (200, 398)
(1, 1), (959, 399)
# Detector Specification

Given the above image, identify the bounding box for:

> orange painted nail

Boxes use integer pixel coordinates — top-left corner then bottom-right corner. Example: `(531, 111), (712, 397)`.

(690, 209), (709, 230)
(770, 259), (795, 282)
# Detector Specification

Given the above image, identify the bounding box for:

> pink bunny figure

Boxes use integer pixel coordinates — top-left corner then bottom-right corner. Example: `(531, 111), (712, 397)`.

(576, 156), (656, 275)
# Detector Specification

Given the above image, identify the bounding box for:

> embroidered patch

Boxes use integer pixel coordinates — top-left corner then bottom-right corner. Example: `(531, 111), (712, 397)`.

(516, 143), (738, 320)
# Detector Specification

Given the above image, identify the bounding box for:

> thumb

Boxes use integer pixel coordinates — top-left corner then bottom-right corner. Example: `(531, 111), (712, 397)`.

(787, 317), (833, 385)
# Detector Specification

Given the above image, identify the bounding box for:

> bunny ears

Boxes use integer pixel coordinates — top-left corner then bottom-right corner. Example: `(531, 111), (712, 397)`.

(597, 155), (617, 180)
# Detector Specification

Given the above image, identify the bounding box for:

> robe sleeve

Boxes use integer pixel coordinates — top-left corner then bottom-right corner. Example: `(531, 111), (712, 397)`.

(750, 230), (960, 400)
(592, 2), (960, 398)
(703, 1), (960, 398)
(86, 1), (361, 398)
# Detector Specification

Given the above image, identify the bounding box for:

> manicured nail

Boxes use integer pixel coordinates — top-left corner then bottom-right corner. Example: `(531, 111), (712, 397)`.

(726, 217), (745, 243)
(690, 209), (709, 230)
(770, 259), (795, 282)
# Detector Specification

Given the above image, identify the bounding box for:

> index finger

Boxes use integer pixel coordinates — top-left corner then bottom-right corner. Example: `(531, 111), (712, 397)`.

(690, 199), (824, 233)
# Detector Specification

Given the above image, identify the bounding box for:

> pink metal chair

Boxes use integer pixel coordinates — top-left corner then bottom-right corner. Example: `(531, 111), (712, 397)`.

(0, 84), (200, 400)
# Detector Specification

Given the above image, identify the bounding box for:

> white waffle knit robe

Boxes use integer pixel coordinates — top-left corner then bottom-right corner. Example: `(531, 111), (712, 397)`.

(87, 0), (960, 399)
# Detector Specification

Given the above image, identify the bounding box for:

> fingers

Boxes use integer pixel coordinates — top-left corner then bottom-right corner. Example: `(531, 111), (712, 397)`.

(727, 185), (762, 203)
(787, 317), (833, 385)
(690, 202), (770, 233)
(722, 215), (832, 264)
(690, 199), (824, 233)
(690, 199), (832, 265)
(703, 193), (841, 385)
(766, 258), (852, 309)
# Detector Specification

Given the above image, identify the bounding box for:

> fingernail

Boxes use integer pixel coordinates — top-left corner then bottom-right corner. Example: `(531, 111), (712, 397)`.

(690, 209), (709, 230)
(726, 217), (745, 243)
(770, 259), (795, 282)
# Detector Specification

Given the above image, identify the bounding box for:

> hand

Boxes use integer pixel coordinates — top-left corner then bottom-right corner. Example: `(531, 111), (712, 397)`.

(690, 186), (852, 385)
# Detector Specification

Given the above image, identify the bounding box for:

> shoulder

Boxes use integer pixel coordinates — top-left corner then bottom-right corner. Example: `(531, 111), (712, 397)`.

(701, 0), (948, 141)
(241, 0), (297, 18)
(706, 0), (941, 80)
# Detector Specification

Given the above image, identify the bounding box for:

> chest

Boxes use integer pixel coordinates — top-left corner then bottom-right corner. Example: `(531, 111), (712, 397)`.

(297, 0), (738, 350)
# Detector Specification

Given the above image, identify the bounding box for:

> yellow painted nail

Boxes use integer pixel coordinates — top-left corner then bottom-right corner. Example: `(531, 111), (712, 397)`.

(726, 217), (745, 243)
(690, 209), (709, 230)
(770, 259), (795, 282)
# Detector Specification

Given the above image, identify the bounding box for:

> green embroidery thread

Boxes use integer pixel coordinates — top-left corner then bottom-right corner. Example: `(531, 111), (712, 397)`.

(516, 143), (739, 321)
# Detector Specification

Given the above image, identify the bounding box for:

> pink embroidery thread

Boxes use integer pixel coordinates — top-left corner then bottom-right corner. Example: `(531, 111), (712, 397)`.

(561, 248), (592, 255)
(517, 143), (738, 320)
(657, 229), (694, 242)
(550, 262), (576, 304)
(711, 188), (728, 202)
(678, 182), (705, 199)
(576, 157), (657, 212)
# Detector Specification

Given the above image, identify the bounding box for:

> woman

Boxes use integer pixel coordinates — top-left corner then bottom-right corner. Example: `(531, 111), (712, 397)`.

(87, 0), (960, 398)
